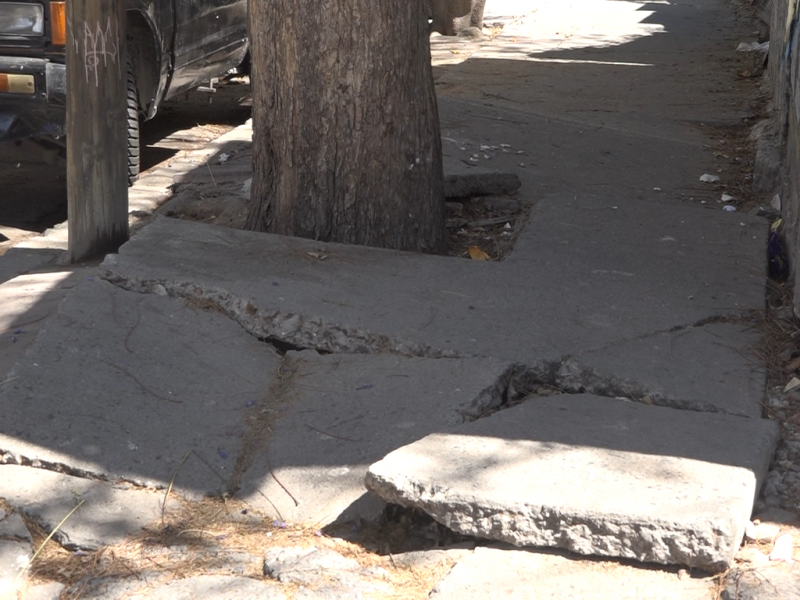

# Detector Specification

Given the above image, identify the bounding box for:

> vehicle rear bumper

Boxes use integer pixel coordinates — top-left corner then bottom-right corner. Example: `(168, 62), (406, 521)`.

(0, 56), (65, 142)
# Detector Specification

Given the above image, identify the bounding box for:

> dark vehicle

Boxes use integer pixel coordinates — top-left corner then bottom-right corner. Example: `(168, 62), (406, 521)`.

(0, 0), (248, 182)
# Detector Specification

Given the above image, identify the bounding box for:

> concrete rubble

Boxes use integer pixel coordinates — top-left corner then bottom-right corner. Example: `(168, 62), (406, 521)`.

(1, 0), (798, 598)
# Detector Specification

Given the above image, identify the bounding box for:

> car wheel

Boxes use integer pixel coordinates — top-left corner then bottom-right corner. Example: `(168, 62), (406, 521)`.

(126, 63), (140, 186)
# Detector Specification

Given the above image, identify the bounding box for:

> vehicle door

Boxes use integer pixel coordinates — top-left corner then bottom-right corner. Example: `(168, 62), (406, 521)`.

(168, 0), (247, 96)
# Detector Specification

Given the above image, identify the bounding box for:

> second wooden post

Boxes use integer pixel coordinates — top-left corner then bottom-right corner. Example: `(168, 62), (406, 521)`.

(66, 1), (128, 262)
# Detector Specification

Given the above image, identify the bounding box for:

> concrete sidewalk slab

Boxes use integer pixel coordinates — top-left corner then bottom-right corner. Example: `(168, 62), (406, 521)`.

(365, 394), (779, 571)
(0, 278), (281, 497)
(70, 574), (287, 600)
(428, 546), (714, 600)
(237, 351), (511, 525)
(0, 465), (177, 550)
(102, 215), (765, 418)
(0, 270), (82, 382)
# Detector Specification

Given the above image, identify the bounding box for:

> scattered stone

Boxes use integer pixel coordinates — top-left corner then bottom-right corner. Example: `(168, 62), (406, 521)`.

(263, 547), (360, 584)
(745, 521), (781, 542)
(366, 394), (778, 571)
(769, 534), (794, 562)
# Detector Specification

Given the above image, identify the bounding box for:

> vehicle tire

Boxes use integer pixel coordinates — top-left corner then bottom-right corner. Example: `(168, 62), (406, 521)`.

(126, 63), (140, 186)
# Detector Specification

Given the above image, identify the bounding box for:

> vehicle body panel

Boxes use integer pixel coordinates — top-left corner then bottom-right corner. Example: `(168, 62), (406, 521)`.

(0, 0), (248, 142)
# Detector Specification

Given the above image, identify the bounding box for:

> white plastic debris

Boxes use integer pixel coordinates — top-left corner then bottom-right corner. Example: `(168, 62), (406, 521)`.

(784, 377), (800, 392)
(653, 187), (662, 191)
(217, 153), (230, 164)
(737, 41), (769, 53)
(769, 534), (794, 562)
(772, 193), (781, 211)
(241, 177), (252, 196)
(721, 193), (736, 202)
(722, 205), (737, 212)
(700, 174), (721, 183)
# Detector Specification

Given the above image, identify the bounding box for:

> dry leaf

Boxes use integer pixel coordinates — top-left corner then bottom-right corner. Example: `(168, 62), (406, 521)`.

(468, 246), (491, 261)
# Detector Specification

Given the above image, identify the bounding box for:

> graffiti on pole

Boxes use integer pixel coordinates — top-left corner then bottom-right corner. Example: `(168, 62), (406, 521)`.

(68, 16), (121, 87)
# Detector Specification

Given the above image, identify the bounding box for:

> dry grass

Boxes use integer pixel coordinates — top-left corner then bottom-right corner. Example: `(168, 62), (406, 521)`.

(17, 496), (460, 600)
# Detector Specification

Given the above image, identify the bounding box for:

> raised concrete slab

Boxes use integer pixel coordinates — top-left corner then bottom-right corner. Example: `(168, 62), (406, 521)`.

(365, 394), (779, 571)
(101, 213), (765, 417)
(0, 278), (281, 498)
(238, 351), (512, 525)
(0, 465), (178, 550)
(429, 546), (714, 600)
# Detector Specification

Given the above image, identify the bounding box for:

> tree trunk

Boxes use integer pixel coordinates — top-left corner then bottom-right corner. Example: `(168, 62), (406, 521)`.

(431, 0), (471, 36)
(247, 0), (446, 254)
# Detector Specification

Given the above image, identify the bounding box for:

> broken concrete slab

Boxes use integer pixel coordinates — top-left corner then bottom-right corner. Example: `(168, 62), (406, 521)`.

(366, 394), (779, 571)
(0, 278), (281, 498)
(0, 465), (178, 550)
(237, 351), (512, 525)
(0, 510), (31, 542)
(101, 214), (766, 417)
(428, 545), (715, 600)
(70, 574), (287, 599)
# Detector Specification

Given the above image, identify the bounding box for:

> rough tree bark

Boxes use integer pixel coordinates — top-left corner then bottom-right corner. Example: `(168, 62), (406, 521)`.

(247, 0), (446, 254)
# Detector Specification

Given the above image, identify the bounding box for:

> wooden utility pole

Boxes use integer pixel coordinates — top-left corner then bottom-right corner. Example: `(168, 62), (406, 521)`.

(66, 1), (128, 262)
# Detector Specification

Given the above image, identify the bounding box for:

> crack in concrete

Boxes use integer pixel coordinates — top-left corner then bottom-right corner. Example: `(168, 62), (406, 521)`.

(102, 274), (463, 359)
(0, 449), (110, 483)
(101, 273), (752, 420)
(465, 357), (744, 421)
(575, 312), (759, 358)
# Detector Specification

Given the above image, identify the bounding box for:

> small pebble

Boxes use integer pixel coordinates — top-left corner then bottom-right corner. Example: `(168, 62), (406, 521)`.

(745, 521), (780, 542)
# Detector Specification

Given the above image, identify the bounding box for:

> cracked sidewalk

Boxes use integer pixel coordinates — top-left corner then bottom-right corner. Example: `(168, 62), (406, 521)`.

(0, 0), (795, 597)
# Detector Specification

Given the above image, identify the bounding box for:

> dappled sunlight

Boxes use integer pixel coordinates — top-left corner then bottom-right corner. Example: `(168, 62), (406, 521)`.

(476, 0), (666, 64)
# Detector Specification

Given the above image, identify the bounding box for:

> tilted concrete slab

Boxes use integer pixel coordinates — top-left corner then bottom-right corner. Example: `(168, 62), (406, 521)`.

(0, 278), (281, 498)
(101, 211), (765, 417)
(429, 546), (715, 600)
(0, 465), (178, 550)
(237, 351), (512, 525)
(365, 395), (779, 571)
